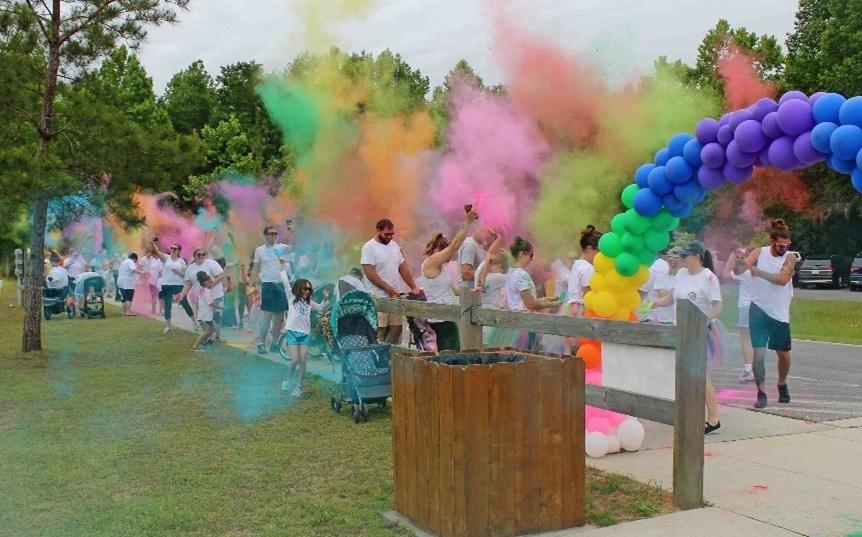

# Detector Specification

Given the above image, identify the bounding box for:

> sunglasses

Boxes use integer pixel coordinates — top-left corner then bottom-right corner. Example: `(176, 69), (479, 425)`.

(195, 253), (206, 258)
(774, 242), (791, 249)
(170, 246), (179, 251)
(302, 287), (312, 292)
(265, 232), (278, 236)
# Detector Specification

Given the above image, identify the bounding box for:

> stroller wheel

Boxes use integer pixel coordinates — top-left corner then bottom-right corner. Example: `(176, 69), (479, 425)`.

(379, 399), (388, 408)
(331, 397), (341, 413)
(44, 308), (52, 321)
(352, 405), (361, 424)
(361, 403), (369, 422)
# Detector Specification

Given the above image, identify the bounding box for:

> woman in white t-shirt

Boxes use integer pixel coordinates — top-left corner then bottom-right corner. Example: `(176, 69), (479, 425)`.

(649, 241), (724, 435)
(552, 225), (602, 355)
(149, 238), (193, 334)
(723, 248), (755, 383)
(474, 231), (509, 346)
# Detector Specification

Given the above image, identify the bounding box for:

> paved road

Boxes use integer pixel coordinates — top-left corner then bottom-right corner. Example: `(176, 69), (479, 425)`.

(791, 285), (862, 301)
(712, 334), (862, 422)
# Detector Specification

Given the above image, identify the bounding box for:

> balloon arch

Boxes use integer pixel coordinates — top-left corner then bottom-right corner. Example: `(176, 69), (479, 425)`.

(579, 91), (862, 367)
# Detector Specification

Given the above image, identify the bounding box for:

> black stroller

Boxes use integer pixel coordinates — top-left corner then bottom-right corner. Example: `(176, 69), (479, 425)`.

(42, 279), (76, 320)
(74, 272), (107, 319)
(329, 290), (391, 423)
(403, 291), (436, 352)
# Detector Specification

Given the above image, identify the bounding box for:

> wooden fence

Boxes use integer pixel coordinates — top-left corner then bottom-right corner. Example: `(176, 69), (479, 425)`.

(376, 289), (707, 511)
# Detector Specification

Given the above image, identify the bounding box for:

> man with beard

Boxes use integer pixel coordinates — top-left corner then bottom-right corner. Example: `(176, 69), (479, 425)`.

(361, 218), (421, 344)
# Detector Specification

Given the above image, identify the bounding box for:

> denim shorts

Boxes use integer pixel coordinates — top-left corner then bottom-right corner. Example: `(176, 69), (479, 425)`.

(286, 330), (309, 346)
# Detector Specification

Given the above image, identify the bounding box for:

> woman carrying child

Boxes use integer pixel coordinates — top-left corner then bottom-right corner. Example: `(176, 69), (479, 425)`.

(279, 259), (330, 397)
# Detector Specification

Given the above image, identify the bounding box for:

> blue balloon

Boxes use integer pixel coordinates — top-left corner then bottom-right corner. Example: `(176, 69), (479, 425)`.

(633, 188), (663, 217)
(857, 148), (862, 170)
(810, 122), (839, 153)
(665, 156), (693, 184)
(648, 166), (673, 195)
(839, 96), (862, 127)
(668, 202), (693, 219)
(827, 154), (856, 174)
(812, 93), (846, 124)
(852, 168), (862, 193)
(635, 163), (655, 188)
(682, 139), (703, 167)
(668, 133), (693, 157)
(694, 188), (708, 204)
(661, 192), (684, 212)
(829, 125), (862, 160)
(654, 148), (670, 166)
(674, 179), (703, 203)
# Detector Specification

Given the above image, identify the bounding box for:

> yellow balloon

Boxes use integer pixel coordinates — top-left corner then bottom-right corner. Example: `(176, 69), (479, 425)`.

(593, 253), (614, 275)
(584, 290), (596, 312)
(606, 270), (629, 290)
(628, 265), (650, 288)
(590, 273), (609, 293)
(611, 307), (631, 321)
(619, 288), (642, 310)
(593, 291), (619, 318)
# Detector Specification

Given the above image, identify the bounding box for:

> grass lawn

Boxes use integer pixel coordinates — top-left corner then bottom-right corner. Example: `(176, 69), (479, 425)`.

(0, 286), (673, 536)
(718, 285), (862, 345)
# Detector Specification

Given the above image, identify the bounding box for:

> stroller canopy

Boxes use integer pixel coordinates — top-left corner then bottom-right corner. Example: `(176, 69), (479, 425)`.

(74, 272), (106, 294)
(330, 290), (378, 341)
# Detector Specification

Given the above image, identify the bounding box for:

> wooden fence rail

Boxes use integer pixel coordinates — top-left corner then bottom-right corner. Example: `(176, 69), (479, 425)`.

(375, 290), (707, 511)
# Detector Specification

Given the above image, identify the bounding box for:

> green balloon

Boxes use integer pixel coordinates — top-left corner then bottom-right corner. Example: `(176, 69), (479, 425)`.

(638, 248), (657, 267)
(615, 252), (640, 277)
(650, 209), (678, 232)
(643, 228), (670, 251)
(621, 232), (645, 255)
(598, 232), (623, 258)
(621, 184), (640, 210)
(623, 209), (651, 235)
(611, 213), (627, 236)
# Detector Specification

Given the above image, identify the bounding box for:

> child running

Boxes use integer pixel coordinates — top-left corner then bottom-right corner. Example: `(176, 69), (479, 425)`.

(280, 259), (330, 396)
(192, 271), (222, 352)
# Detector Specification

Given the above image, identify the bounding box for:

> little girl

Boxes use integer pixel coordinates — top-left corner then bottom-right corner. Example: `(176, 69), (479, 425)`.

(280, 260), (329, 397)
(192, 271), (222, 351)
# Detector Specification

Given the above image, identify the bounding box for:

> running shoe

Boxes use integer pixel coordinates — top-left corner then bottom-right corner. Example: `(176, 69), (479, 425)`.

(257, 343), (267, 355)
(281, 380), (291, 391)
(163, 326), (171, 334)
(291, 385), (303, 397)
(778, 383), (791, 404)
(705, 421), (722, 435)
(270, 344), (280, 353)
(738, 369), (755, 383)
(754, 391), (768, 409)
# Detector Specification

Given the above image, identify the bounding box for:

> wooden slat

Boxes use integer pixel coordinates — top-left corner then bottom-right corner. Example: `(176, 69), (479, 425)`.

(538, 359), (564, 531)
(488, 362), (517, 536)
(403, 357), (420, 526)
(673, 300), (707, 510)
(463, 365), (491, 537)
(438, 363), (455, 537)
(473, 308), (677, 349)
(374, 297), (460, 321)
(426, 362), (442, 535)
(413, 359), (430, 528)
(561, 358), (586, 527)
(391, 354), (408, 514)
(450, 364), (468, 537)
(458, 286), (483, 350)
(514, 359), (541, 534)
(584, 384), (676, 426)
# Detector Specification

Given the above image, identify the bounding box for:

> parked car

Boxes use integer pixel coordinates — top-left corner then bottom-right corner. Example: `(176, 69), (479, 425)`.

(850, 253), (862, 292)
(789, 251), (804, 287)
(797, 255), (851, 289)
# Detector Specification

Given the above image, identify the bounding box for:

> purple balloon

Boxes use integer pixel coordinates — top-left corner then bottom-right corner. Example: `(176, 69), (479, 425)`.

(768, 136), (802, 171)
(723, 162), (754, 184)
(762, 112), (784, 139)
(716, 124), (733, 147)
(779, 90), (808, 104)
(754, 154), (766, 167)
(777, 99), (815, 136)
(701, 142), (727, 169)
(758, 146), (771, 168)
(719, 113), (731, 127)
(808, 92), (826, 106)
(734, 119), (768, 153)
(697, 165), (725, 190)
(792, 132), (826, 165)
(749, 98), (779, 121)
(726, 140), (758, 168)
(695, 118), (721, 145)
(728, 109), (755, 131)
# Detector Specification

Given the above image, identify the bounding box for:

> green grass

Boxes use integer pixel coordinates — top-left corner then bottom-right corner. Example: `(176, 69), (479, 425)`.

(0, 286), (674, 536)
(718, 287), (862, 345)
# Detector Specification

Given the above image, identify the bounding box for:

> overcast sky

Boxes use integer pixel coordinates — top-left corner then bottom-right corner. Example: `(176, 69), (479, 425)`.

(137, 0), (799, 96)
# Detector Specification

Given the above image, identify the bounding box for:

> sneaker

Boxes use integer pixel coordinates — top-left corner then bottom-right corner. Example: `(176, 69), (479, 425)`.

(778, 383), (791, 404)
(705, 421), (722, 435)
(257, 343), (268, 355)
(738, 369), (755, 383)
(291, 385), (303, 397)
(281, 380), (291, 391)
(191, 347), (205, 352)
(192, 323), (199, 333)
(754, 391), (768, 409)
(270, 344), (280, 353)
(163, 326), (171, 334)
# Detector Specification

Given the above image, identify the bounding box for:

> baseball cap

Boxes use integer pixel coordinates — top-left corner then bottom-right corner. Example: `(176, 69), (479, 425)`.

(679, 241), (706, 257)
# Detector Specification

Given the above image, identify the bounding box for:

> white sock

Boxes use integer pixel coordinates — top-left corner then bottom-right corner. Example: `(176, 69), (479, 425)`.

(744, 364), (753, 373)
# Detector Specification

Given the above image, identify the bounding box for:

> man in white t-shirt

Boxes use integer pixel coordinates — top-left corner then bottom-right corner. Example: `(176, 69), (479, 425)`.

(250, 225), (293, 354)
(361, 218), (421, 344)
(458, 228), (493, 283)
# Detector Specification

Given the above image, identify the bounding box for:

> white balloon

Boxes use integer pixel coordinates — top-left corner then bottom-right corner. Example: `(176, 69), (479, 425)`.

(617, 418), (645, 451)
(585, 431), (610, 458)
(605, 433), (621, 454)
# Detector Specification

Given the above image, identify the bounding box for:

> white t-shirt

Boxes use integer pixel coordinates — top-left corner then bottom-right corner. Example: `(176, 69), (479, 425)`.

(161, 256), (187, 287)
(566, 259), (595, 304)
(360, 238), (405, 297)
(648, 272), (677, 323)
(141, 255), (163, 286)
(197, 287), (215, 322)
(730, 270), (753, 307)
(254, 243), (291, 283)
(505, 267), (536, 312)
(116, 258), (139, 290)
(65, 254), (87, 278)
(474, 261), (506, 308)
(184, 259), (225, 299)
(458, 237), (486, 282)
(750, 247), (793, 323)
(666, 268), (722, 323)
(46, 266), (69, 289)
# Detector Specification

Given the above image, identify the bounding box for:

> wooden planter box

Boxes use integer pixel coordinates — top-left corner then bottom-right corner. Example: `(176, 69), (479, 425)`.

(391, 349), (585, 537)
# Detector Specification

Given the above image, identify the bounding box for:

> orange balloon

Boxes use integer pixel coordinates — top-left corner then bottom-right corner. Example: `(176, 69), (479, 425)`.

(577, 338), (601, 348)
(576, 343), (602, 370)
(628, 312), (639, 322)
(584, 309), (599, 318)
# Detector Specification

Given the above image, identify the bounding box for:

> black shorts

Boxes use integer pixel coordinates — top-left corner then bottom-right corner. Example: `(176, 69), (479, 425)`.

(119, 288), (135, 303)
(749, 302), (791, 352)
(260, 282), (288, 313)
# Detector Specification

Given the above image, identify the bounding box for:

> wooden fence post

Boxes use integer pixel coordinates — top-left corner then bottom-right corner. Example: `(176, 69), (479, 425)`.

(458, 284), (483, 350)
(672, 299), (707, 510)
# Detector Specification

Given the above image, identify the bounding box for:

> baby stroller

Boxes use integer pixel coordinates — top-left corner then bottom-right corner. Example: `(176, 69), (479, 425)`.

(329, 290), (391, 423)
(42, 279), (76, 320)
(307, 282), (336, 370)
(402, 291), (437, 352)
(75, 273), (107, 319)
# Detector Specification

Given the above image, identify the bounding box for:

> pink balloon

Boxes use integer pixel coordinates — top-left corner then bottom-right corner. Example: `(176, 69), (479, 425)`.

(587, 417), (611, 434)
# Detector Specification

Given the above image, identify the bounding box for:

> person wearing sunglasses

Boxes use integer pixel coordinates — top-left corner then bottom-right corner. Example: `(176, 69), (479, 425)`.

(149, 238), (194, 334)
(279, 272), (330, 397)
(177, 248), (227, 345)
(251, 226), (292, 354)
(743, 219), (796, 409)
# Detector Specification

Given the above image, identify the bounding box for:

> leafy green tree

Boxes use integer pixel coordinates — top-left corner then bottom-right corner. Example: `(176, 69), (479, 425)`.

(0, 0), (193, 352)
(429, 59), (486, 147)
(160, 59), (215, 134)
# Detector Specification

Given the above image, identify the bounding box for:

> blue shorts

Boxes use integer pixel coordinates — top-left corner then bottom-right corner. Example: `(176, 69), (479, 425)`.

(285, 330), (309, 346)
